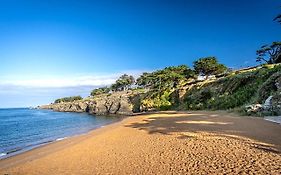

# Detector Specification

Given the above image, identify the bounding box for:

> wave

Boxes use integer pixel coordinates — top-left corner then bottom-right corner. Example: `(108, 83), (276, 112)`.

(56, 137), (68, 141)
(0, 153), (7, 157)
(0, 139), (58, 159)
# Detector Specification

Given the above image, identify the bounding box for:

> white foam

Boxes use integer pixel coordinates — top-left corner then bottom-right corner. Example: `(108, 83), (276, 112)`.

(264, 116), (281, 124)
(0, 153), (7, 157)
(56, 137), (67, 141)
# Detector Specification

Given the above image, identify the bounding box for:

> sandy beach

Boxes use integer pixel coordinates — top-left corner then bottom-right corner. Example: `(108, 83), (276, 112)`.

(0, 111), (280, 174)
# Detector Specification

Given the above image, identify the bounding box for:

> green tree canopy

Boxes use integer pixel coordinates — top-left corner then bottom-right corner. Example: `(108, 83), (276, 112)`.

(136, 72), (153, 88)
(256, 42), (281, 64)
(136, 65), (195, 90)
(90, 87), (110, 96)
(54, 96), (83, 103)
(111, 74), (135, 91)
(193, 57), (227, 79)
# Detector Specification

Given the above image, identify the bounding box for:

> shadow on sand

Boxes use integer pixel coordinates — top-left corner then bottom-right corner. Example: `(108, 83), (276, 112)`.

(125, 111), (281, 154)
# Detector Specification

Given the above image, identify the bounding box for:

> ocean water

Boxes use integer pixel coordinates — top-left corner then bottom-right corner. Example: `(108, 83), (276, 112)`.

(0, 108), (120, 159)
(264, 116), (281, 124)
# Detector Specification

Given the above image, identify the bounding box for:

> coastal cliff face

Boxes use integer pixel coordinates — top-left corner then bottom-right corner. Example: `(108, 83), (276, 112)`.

(39, 91), (143, 116)
(136, 64), (281, 115)
(40, 64), (281, 116)
(178, 64), (281, 115)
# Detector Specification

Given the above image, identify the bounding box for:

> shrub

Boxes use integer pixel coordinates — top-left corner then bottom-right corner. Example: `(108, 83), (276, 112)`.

(54, 96), (83, 103)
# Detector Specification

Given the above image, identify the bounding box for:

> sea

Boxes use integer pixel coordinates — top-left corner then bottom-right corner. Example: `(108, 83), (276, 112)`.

(0, 108), (120, 159)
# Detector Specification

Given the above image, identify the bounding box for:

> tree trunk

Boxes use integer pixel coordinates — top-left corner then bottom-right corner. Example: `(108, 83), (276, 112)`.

(273, 52), (281, 63)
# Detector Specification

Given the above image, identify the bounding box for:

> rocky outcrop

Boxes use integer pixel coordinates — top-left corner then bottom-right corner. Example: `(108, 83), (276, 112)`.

(243, 71), (281, 115)
(39, 91), (143, 116)
(40, 64), (281, 116)
(39, 101), (92, 113)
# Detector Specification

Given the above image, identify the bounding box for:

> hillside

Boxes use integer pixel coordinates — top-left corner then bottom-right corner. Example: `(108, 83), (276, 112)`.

(39, 64), (281, 116)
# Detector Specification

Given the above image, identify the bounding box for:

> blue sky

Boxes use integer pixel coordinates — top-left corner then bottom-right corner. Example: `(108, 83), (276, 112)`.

(0, 0), (280, 107)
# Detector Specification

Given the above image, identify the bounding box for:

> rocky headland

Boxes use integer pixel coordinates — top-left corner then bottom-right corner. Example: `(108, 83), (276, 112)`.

(39, 64), (281, 117)
(39, 90), (144, 116)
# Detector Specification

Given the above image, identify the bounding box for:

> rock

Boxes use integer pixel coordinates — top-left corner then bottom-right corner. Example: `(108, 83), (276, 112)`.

(245, 104), (263, 113)
(263, 96), (273, 110)
(38, 90), (143, 116)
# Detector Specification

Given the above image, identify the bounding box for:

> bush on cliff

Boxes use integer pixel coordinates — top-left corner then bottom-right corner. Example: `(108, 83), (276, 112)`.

(54, 96), (83, 103)
(91, 87), (111, 96)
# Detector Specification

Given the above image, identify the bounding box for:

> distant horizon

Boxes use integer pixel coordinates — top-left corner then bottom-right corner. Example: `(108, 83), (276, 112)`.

(0, 0), (280, 107)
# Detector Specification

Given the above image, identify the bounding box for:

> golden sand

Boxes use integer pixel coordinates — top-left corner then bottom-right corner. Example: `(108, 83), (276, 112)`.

(0, 111), (280, 174)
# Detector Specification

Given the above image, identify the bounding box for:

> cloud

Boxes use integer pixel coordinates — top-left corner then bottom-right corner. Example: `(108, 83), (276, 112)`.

(1, 75), (115, 88)
(0, 70), (145, 89)
(0, 70), (148, 107)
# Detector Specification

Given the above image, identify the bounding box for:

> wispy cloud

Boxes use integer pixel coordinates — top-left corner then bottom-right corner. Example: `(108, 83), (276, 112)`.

(1, 75), (115, 88)
(0, 70), (145, 89)
(0, 70), (147, 107)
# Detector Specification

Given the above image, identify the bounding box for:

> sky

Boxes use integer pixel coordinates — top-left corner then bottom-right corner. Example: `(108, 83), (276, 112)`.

(0, 0), (280, 108)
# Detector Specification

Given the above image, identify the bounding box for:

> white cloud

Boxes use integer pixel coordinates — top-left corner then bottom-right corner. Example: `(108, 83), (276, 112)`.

(0, 70), (149, 107)
(0, 70), (145, 89)
(0, 70), (153, 108)
(0, 75), (115, 88)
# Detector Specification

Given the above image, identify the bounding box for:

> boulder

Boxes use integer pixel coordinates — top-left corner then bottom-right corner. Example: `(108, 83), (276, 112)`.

(245, 104), (263, 114)
(263, 96), (273, 110)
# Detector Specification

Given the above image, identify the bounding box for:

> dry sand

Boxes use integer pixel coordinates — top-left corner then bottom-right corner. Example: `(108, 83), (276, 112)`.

(0, 111), (281, 174)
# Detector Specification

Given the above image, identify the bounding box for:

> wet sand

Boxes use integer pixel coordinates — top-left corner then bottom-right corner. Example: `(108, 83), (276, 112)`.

(0, 111), (281, 174)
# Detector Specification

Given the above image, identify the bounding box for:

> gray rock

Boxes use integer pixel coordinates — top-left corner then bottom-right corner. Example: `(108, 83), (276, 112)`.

(38, 91), (143, 116)
(263, 96), (273, 110)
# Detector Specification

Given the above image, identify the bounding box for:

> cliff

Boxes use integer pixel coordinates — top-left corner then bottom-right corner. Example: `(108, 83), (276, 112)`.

(137, 64), (281, 116)
(179, 64), (281, 115)
(39, 90), (144, 116)
(39, 64), (281, 116)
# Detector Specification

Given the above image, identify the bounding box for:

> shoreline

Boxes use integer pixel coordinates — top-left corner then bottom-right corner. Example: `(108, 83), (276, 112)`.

(1, 111), (281, 174)
(0, 115), (126, 169)
(0, 111), (126, 161)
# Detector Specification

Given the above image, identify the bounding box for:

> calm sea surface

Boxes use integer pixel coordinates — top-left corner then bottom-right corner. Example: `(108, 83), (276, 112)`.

(0, 108), (120, 159)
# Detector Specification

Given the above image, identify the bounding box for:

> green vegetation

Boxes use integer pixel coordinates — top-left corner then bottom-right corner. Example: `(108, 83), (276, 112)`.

(91, 87), (110, 96)
(111, 74), (135, 91)
(54, 96), (83, 103)
(136, 65), (194, 90)
(136, 65), (196, 110)
(182, 64), (281, 111)
(52, 61), (281, 115)
(193, 57), (228, 79)
(52, 62), (281, 116)
(256, 42), (281, 64)
(88, 59), (280, 114)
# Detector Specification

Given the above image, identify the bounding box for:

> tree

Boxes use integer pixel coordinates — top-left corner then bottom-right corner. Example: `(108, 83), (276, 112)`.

(193, 57), (227, 79)
(54, 96), (83, 103)
(136, 65), (195, 90)
(111, 74), (135, 91)
(256, 42), (281, 64)
(161, 65), (195, 88)
(136, 72), (153, 89)
(90, 87), (110, 96)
